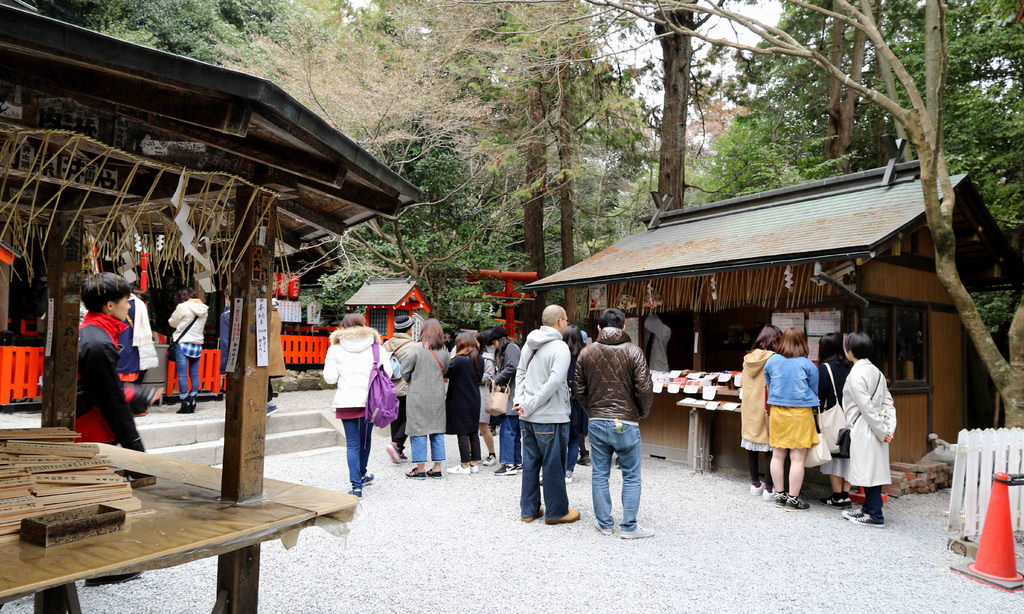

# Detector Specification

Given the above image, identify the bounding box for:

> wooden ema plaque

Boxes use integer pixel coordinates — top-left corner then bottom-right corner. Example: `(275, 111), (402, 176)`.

(20, 504), (125, 547)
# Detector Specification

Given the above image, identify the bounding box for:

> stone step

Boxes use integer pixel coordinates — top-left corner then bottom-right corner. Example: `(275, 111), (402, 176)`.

(138, 410), (328, 450)
(146, 427), (342, 466)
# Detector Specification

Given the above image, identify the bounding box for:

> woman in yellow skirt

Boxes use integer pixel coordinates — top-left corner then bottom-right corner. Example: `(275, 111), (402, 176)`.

(765, 327), (820, 511)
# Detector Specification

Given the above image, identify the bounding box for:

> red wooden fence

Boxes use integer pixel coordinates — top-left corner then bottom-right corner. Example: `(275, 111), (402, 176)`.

(0, 334), (331, 403)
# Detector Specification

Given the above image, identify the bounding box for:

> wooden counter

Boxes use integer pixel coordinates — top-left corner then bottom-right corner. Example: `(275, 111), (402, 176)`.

(0, 445), (357, 606)
(639, 393), (747, 472)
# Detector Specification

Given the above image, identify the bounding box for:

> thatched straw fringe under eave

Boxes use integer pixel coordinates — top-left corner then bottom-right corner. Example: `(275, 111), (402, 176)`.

(603, 263), (843, 315)
(0, 129), (291, 287)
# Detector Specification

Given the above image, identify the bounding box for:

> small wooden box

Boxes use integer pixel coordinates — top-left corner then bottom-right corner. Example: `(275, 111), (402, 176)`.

(20, 504), (126, 547)
(115, 469), (156, 488)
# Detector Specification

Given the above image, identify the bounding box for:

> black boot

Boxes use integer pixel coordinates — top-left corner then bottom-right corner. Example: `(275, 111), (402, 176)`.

(176, 396), (195, 414)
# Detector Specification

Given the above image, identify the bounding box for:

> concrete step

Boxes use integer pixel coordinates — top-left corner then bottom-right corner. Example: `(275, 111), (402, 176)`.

(140, 409), (343, 465)
(147, 427), (343, 466)
(138, 409), (328, 449)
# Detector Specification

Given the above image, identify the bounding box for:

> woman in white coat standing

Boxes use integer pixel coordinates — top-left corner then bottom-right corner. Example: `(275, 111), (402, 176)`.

(323, 313), (393, 497)
(841, 332), (897, 528)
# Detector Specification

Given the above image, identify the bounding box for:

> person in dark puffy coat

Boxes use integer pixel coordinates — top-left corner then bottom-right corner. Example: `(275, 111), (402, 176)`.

(488, 327), (522, 476)
(575, 308), (654, 539)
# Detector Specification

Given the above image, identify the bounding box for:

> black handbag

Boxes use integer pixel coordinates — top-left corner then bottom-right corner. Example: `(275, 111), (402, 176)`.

(167, 316), (199, 358)
(835, 373), (884, 459)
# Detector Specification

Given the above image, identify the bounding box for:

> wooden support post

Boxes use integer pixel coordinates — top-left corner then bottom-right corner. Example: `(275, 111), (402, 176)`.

(41, 215), (82, 429)
(217, 186), (275, 613)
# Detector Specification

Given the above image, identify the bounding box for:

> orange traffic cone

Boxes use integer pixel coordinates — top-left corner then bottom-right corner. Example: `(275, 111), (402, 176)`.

(951, 472), (1023, 592)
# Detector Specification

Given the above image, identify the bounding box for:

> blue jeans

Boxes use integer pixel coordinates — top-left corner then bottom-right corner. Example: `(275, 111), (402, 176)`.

(410, 433), (445, 464)
(499, 414), (522, 465)
(861, 485), (884, 523)
(175, 346), (200, 398)
(520, 421), (569, 520)
(589, 419), (643, 531)
(341, 418), (372, 491)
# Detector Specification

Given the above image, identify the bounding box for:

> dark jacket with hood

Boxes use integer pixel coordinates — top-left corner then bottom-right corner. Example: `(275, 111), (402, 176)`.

(574, 327), (653, 422)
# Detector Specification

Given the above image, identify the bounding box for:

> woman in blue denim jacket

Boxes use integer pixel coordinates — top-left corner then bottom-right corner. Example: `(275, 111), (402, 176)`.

(764, 327), (819, 511)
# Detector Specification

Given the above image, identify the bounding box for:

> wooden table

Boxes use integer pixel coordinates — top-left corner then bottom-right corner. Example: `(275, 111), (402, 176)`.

(0, 445), (357, 611)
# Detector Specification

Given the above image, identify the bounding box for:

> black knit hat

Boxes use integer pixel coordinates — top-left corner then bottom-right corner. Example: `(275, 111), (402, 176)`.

(393, 314), (414, 331)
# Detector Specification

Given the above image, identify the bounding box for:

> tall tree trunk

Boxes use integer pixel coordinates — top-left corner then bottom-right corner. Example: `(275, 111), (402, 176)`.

(905, 0), (1024, 426)
(654, 9), (692, 211)
(824, 8), (845, 163)
(864, 0), (910, 158)
(522, 85), (547, 335)
(556, 61), (577, 322)
(826, 2), (868, 173)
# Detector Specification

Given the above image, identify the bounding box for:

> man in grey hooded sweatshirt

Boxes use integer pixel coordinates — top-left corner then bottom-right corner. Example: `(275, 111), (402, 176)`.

(513, 304), (580, 525)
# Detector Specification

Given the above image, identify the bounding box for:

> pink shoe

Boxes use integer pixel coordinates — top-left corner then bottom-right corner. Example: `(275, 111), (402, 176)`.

(386, 442), (401, 464)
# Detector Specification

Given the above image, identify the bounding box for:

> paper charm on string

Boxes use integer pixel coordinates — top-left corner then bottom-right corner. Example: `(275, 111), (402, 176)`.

(783, 265), (794, 291)
(710, 274), (718, 301)
(169, 170), (215, 293)
(156, 234), (165, 252)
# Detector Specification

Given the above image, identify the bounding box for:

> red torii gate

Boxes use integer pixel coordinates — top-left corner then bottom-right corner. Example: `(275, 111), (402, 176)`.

(467, 270), (537, 340)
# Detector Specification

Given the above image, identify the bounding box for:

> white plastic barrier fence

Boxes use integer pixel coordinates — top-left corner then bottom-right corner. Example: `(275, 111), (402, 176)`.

(947, 428), (1024, 538)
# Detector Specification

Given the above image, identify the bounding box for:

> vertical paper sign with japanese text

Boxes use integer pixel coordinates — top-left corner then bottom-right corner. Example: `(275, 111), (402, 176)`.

(225, 298), (244, 373)
(45, 298), (54, 357)
(255, 298), (269, 367)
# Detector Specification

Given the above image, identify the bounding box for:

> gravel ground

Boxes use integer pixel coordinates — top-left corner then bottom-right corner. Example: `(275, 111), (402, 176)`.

(2, 389), (1021, 613)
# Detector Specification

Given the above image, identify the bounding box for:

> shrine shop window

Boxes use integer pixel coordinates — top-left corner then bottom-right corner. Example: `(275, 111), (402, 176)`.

(862, 304), (927, 385)
(368, 308), (388, 336)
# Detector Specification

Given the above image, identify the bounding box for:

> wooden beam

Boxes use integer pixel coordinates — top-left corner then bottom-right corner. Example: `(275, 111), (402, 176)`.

(0, 51), (251, 136)
(278, 197), (349, 238)
(40, 214), (82, 430)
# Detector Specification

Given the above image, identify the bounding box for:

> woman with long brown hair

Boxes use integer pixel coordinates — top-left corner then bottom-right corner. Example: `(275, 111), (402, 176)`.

(446, 332), (484, 474)
(400, 318), (450, 479)
(740, 325), (781, 500)
(764, 327), (820, 511)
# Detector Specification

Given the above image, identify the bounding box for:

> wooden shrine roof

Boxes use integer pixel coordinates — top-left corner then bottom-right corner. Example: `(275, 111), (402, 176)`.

(345, 278), (420, 307)
(530, 162), (1024, 292)
(0, 6), (420, 256)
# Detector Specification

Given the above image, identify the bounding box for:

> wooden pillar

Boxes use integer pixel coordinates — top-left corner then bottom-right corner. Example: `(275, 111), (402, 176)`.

(217, 186), (275, 614)
(40, 215), (82, 429)
(0, 260), (9, 333)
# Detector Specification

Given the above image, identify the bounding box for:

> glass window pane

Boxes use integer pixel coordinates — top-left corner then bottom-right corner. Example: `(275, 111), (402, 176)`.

(895, 308), (925, 381)
(863, 306), (890, 377)
(368, 308), (388, 336)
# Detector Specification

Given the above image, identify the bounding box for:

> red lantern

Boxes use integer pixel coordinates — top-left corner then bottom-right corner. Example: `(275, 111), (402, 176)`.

(287, 274), (300, 299)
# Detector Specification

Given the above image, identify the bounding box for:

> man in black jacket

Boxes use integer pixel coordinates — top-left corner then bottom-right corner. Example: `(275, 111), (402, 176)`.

(575, 308), (653, 539)
(76, 273), (146, 452)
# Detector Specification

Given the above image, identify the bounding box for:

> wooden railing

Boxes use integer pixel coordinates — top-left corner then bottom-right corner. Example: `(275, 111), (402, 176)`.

(0, 334), (330, 404)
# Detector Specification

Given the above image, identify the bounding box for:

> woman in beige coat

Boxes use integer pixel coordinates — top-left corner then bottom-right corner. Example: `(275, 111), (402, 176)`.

(740, 325), (781, 500)
(841, 332), (897, 528)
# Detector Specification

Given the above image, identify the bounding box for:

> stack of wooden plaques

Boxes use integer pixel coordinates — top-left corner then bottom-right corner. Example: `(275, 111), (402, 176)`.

(0, 428), (141, 537)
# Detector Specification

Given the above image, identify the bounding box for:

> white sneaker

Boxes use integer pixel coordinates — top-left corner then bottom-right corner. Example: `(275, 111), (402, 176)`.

(470, 464), (480, 473)
(448, 465), (471, 475)
(750, 482), (765, 496)
(620, 526), (655, 540)
(482, 453), (497, 466)
(565, 472), (573, 484)
(762, 487), (776, 501)
(595, 522), (613, 536)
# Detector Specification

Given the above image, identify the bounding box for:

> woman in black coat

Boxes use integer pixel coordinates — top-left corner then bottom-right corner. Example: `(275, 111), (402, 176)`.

(446, 332), (484, 474)
(817, 332), (854, 507)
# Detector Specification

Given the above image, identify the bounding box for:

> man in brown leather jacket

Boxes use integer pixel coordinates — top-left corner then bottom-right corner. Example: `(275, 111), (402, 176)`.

(574, 308), (654, 539)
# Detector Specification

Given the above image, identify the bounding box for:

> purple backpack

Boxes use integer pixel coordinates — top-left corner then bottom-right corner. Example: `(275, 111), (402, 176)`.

(366, 343), (399, 428)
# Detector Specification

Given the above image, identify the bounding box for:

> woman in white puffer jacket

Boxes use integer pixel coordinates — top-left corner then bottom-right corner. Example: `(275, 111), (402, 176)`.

(323, 313), (392, 497)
